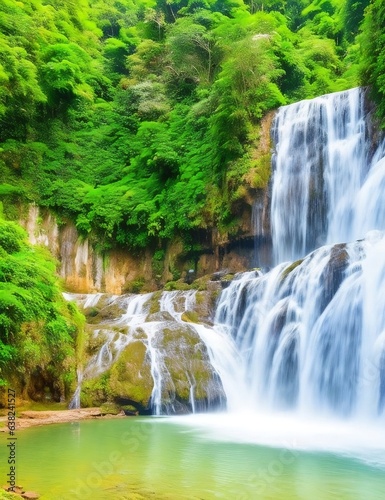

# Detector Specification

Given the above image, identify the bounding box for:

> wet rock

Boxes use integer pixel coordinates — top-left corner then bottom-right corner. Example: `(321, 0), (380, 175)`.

(280, 259), (304, 282)
(83, 320), (225, 414)
(77, 287), (227, 414)
(145, 311), (173, 323)
(108, 341), (153, 410)
(2, 484), (24, 494)
(1, 485), (36, 497)
(319, 243), (349, 314)
(22, 492), (40, 499)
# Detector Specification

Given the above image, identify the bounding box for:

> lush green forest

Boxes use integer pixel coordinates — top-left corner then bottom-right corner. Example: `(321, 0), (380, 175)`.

(0, 0), (382, 400)
(0, 0), (376, 253)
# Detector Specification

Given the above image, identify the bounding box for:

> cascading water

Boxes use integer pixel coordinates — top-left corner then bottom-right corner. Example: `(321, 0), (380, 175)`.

(66, 289), (233, 414)
(214, 87), (385, 422)
(215, 235), (385, 418)
(271, 87), (385, 264)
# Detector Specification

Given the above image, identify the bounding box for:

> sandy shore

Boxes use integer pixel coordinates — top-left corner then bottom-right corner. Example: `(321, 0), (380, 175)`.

(0, 408), (125, 431)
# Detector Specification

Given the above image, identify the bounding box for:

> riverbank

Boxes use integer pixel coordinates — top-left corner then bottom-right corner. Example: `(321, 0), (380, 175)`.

(0, 408), (125, 431)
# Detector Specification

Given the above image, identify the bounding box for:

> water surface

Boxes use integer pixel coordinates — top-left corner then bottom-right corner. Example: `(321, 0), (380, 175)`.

(1, 415), (384, 499)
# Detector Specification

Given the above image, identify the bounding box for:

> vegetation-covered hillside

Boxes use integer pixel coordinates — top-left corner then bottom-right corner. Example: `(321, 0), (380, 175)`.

(0, 0), (375, 254)
(0, 211), (83, 399)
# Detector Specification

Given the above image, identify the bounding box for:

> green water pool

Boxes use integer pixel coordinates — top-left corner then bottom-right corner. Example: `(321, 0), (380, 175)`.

(1, 415), (384, 499)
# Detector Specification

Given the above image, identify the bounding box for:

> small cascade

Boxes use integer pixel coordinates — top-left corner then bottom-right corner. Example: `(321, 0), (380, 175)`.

(66, 290), (229, 414)
(251, 200), (265, 267)
(73, 293), (152, 380)
(352, 156), (385, 237)
(158, 290), (247, 412)
(143, 322), (165, 416)
(68, 368), (83, 409)
(158, 289), (197, 321)
(192, 322), (248, 412)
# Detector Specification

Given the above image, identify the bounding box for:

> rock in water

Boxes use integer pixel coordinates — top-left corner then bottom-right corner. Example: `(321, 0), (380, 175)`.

(22, 492), (40, 499)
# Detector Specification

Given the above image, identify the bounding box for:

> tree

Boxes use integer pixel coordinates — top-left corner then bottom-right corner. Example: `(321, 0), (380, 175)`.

(40, 43), (94, 108)
(0, 40), (46, 140)
(166, 17), (223, 85)
(343, 0), (370, 42)
(359, 0), (385, 122)
(0, 217), (79, 394)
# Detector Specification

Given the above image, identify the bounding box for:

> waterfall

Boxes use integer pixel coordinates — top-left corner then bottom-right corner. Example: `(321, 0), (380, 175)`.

(271, 87), (385, 264)
(67, 87), (385, 425)
(213, 87), (385, 421)
(251, 200), (264, 266)
(68, 368), (83, 409)
(215, 235), (385, 418)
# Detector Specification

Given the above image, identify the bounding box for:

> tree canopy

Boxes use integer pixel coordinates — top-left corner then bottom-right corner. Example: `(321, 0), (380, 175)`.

(0, 0), (378, 253)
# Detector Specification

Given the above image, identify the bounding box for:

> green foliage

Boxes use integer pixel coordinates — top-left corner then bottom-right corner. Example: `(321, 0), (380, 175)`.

(0, 219), (25, 253)
(0, 0), (367, 253)
(40, 42), (94, 105)
(0, 216), (84, 398)
(343, 0), (369, 42)
(359, 0), (385, 124)
(166, 15), (224, 85)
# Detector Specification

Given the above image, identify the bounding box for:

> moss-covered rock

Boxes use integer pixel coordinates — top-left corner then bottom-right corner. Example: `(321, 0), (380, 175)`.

(157, 324), (224, 409)
(80, 322), (224, 413)
(123, 277), (146, 294)
(76, 285), (226, 414)
(146, 290), (162, 315)
(80, 372), (111, 407)
(83, 296), (128, 324)
(193, 290), (216, 324)
(145, 311), (174, 323)
(164, 280), (191, 291)
(108, 341), (153, 409)
(190, 274), (212, 291)
(280, 259), (304, 281)
(180, 311), (200, 323)
(99, 402), (121, 415)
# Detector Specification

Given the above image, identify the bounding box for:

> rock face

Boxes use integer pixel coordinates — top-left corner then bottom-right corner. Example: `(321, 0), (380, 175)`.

(21, 206), (155, 294)
(69, 288), (226, 414)
(20, 202), (270, 293)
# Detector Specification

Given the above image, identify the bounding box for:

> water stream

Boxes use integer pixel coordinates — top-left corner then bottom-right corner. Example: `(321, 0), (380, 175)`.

(67, 289), (232, 414)
(211, 88), (385, 424)
(215, 233), (385, 419)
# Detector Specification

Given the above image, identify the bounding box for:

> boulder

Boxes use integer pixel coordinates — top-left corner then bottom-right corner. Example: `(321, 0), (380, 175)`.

(21, 492), (40, 499)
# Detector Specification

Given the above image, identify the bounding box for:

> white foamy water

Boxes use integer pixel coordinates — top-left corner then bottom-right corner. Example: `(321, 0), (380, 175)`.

(271, 87), (385, 263)
(214, 88), (385, 422)
(167, 412), (385, 469)
(215, 233), (385, 420)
